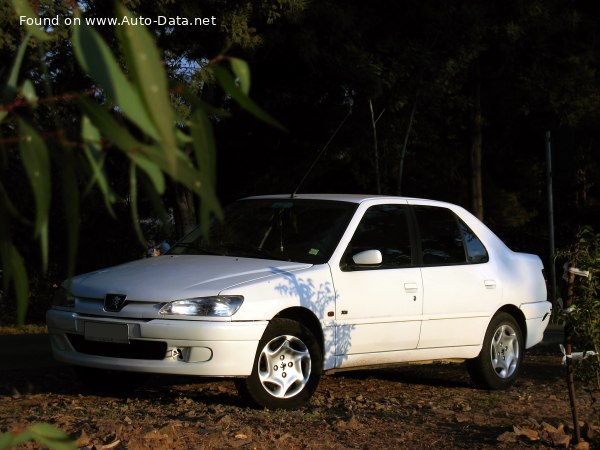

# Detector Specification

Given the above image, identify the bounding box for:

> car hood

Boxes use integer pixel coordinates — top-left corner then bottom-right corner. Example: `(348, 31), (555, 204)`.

(68, 255), (312, 301)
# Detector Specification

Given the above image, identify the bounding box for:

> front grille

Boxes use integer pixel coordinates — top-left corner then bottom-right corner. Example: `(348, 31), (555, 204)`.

(67, 334), (167, 360)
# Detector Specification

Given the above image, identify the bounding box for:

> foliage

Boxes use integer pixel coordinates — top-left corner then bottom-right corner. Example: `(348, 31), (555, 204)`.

(0, 0), (280, 325)
(556, 226), (600, 391)
(0, 423), (75, 450)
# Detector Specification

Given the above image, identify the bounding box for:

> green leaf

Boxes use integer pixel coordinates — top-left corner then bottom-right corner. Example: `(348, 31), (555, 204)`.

(9, 245), (29, 325)
(78, 99), (166, 194)
(132, 153), (165, 194)
(3, 32), (31, 101)
(213, 66), (285, 131)
(170, 80), (231, 119)
(71, 16), (160, 142)
(81, 115), (116, 215)
(189, 109), (216, 186)
(19, 119), (50, 270)
(115, 4), (178, 173)
(29, 424), (70, 439)
(1, 32), (31, 123)
(230, 57), (251, 95)
(29, 423), (76, 450)
(77, 97), (142, 151)
(129, 163), (146, 247)
(11, 0), (49, 41)
(0, 179), (31, 226)
(9, 430), (33, 446)
(21, 79), (38, 105)
(0, 431), (14, 449)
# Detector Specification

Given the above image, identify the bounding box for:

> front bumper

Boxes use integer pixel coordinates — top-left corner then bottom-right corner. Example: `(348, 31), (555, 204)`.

(46, 308), (268, 376)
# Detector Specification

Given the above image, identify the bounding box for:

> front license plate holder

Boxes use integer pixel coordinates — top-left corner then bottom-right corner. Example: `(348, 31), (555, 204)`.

(84, 322), (130, 344)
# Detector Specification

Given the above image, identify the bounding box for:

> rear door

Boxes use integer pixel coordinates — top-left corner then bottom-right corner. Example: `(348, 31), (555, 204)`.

(411, 204), (501, 348)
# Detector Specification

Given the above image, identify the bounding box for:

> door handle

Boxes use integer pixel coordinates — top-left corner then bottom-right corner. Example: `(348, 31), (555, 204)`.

(484, 279), (496, 289)
(404, 282), (418, 293)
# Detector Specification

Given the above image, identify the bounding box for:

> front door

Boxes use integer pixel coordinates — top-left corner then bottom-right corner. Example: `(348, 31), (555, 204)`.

(331, 204), (423, 359)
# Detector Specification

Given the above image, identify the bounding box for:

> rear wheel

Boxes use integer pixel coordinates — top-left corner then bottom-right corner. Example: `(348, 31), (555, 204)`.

(235, 318), (322, 409)
(466, 312), (523, 390)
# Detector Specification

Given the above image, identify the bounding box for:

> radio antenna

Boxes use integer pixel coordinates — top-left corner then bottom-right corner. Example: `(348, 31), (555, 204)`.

(291, 109), (352, 198)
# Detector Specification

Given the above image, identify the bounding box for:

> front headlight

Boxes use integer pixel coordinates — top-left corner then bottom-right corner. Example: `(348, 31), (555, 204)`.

(159, 295), (244, 317)
(52, 286), (75, 308)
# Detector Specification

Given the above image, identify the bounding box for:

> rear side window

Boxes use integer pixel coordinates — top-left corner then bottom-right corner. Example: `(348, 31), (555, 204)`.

(415, 206), (466, 265)
(414, 206), (488, 265)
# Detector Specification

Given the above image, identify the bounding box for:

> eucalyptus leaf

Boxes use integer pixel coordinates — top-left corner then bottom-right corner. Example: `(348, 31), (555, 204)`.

(230, 57), (251, 95)
(29, 423), (76, 450)
(21, 79), (38, 105)
(11, 0), (49, 41)
(77, 96), (143, 151)
(9, 245), (29, 325)
(3, 32), (31, 102)
(189, 109), (216, 186)
(28, 424), (72, 440)
(18, 119), (50, 270)
(129, 163), (146, 247)
(213, 66), (285, 131)
(0, 431), (13, 449)
(132, 153), (166, 194)
(71, 17), (160, 141)
(81, 115), (116, 215)
(115, 3), (178, 173)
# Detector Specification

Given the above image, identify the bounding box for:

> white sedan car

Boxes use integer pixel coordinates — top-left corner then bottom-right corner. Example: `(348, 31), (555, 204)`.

(47, 195), (551, 408)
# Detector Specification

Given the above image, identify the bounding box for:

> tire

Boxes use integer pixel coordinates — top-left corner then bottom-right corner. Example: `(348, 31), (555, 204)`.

(235, 318), (322, 409)
(466, 312), (523, 390)
(74, 366), (148, 394)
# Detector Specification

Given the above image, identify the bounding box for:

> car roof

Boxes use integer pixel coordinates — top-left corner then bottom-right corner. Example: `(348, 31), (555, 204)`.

(241, 193), (432, 204)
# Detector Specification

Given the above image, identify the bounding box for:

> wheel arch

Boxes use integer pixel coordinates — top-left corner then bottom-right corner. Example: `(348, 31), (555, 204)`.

(496, 304), (527, 343)
(272, 307), (324, 355)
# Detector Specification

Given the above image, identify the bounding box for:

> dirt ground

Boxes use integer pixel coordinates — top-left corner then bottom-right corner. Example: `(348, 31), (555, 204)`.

(0, 339), (598, 449)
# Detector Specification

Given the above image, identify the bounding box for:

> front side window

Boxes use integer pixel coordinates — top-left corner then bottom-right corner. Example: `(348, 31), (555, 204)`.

(344, 204), (413, 269)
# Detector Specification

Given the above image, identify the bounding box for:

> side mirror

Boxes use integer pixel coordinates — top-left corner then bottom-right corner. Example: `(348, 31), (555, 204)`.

(352, 249), (382, 266)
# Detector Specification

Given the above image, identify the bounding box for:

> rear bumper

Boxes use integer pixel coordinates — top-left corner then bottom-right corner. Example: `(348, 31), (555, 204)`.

(46, 308), (268, 376)
(520, 301), (552, 348)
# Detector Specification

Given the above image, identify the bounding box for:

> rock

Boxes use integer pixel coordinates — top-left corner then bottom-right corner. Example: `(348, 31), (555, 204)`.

(76, 430), (91, 447)
(497, 431), (518, 443)
(582, 422), (596, 441)
(513, 425), (539, 441)
(548, 432), (570, 448)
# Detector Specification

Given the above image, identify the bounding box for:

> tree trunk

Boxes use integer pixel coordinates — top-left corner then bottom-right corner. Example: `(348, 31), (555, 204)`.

(470, 62), (484, 221)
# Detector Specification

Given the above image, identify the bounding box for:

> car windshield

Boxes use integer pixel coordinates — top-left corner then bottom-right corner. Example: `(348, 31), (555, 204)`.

(168, 198), (357, 263)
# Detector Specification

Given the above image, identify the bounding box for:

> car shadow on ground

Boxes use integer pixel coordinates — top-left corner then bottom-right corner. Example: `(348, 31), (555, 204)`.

(333, 363), (473, 389)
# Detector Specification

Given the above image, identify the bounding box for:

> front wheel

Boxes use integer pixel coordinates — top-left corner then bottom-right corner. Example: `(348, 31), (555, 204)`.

(466, 312), (523, 390)
(235, 318), (322, 409)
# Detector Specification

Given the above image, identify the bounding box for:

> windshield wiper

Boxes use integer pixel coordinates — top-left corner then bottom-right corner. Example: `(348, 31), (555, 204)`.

(218, 243), (285, 260)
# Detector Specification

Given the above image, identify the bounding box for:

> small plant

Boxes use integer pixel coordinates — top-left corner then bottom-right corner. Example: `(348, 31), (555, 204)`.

(0, 424), (76, 450)
(556, 225), (600, 391)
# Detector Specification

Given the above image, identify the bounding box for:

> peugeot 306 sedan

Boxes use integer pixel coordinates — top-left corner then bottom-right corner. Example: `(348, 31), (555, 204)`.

(47, 195), (551, 408)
